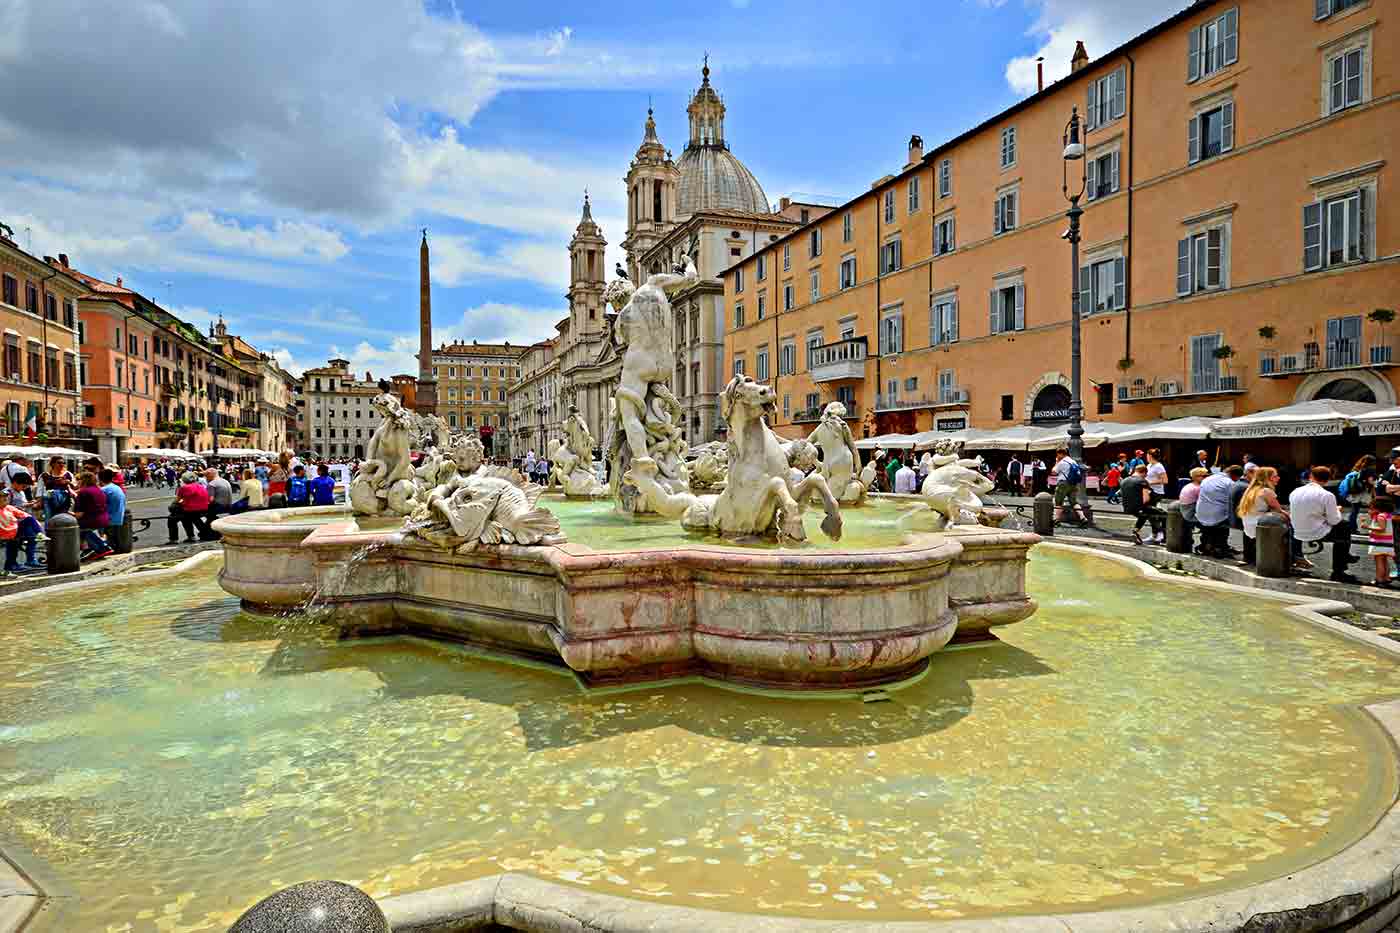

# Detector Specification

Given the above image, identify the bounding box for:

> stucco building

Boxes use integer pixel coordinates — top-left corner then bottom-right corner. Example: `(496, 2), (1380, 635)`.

(300, 359), (383, 460)
(723, 0), (1398, 461)
(430, 341), (523, 459)
(509, 340), (561, 460)
(0, 240), (86, 446)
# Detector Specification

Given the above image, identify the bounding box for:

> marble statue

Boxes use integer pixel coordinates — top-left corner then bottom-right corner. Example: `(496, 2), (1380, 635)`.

(688, 444), (729, 491)
(784, 438), (819, 489)
(859, 449), (884, 491)
(920, 441), (994, 529)
(807, 402), (866, 504)
(551, 405), (606, 497)
(623, 375), (842, 542)
(412, 413), (451, 455)
(410, 466), (562, 550)
(604, 248), (698, 515)
(349, 389), (418, 516)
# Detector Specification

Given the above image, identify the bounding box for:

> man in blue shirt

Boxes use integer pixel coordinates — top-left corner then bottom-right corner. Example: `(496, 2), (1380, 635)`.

(98, 467), (127, 534)
(285, 465), (311, 507)
(309, 464), (337, 506)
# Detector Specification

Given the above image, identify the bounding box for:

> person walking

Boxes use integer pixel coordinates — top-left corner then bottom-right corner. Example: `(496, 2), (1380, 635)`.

(1051, 448), (1090, 526)
(1289, 466), (1357, 583)
(1005, 455), (1023, 495)
(1238, 467), (1288, 569)
(1103, 459), (1123, 505)
(1369, 495), (1395, 588)
(884, 452), (903, 494)
(310, 464), (337, 506)
(74, 472), (112, 561)
(1121, 464), (1164, 545)
(1127, 450), (1146, 473)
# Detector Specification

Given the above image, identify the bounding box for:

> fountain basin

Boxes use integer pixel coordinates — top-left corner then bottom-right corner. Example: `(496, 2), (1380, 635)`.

(214, 499), (1038, 689)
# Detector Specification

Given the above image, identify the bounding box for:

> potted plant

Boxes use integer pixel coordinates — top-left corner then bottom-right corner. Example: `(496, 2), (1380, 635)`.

(1257, 325), (1277, 341)
(1213, 344), (1238, 388)
(1369, 308), (1396, 364)
(1116, 357), (1135, 372)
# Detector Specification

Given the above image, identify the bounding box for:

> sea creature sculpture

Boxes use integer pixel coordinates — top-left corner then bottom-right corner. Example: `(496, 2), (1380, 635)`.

(411, 467), (562, 550)
(349, 390), (418, 516)
(920, 443), (994, 529)
(552, 405), (606, 497)
(688, 444), (729, 491)
(807, 402), (866, 504)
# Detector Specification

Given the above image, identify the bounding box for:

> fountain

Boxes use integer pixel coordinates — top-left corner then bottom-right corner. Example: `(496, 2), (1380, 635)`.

(214, 262), (1039, 689)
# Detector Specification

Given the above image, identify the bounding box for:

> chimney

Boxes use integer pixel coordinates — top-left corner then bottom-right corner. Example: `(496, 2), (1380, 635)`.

(1037, 57), (1044, 91)
(1071, 41), (1089, 73)
(58, 253), (68, 267)
(906, 134), (924, 168)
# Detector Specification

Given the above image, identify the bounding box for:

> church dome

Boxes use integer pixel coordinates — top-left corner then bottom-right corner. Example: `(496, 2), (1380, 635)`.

(676, 146), (769, 215)
(675, 61), (770, 216)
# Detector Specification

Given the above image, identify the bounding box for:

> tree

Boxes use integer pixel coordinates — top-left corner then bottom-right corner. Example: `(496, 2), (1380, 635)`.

(1213, 344), (1237, 379)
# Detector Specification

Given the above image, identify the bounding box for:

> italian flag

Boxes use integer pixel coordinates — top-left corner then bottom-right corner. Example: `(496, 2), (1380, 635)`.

(24, 411), (36, 441)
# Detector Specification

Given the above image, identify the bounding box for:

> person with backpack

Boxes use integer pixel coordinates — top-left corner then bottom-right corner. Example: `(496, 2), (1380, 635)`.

(1051, 448), (1091, 527)
(285, 465), (311, 508)
(1339, 454), (1377, 532)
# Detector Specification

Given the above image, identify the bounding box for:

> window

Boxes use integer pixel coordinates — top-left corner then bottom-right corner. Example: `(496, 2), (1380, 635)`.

(930, 296), (959, 345)
(24, 283), (36, 314)
(883, 189), (895, 224)
(734, 267), (745, 294)
(1001, 394), (1014, 421)
(935, 370), (954, 403)
(448, 367), (456, 378)
(1001, 127), (1016, 168)
(879, 238), (902, 275)
(808, 228), (822, 258)
(908, 177), (920, 213)
(806, 392), (820, 413)
(44, 294), (56, 321)
(935, 216), (955, 255)
(734, 303), (745, 328)
(117, 405), (125, 422)
(1097, 382), (1114, 415)
(806, 330), (823, 368)
(840, 256), (857, 289)
(783, 283), (794, 311)
(1326, 315), (1363, 368)
(842, 212), (852, 243)
(779, 341), (796, 376)
(809, 269), (820, 302)
(1087, 151), (1121, 200)
(756, 346), (770, 381)
(993, 190), (1017, 234)
(733, 357), (745, 376)
(989, 283), (1025, 335)
(63, 300), (75, 329)
(1189, 333), (1225, 393)
(939, 159), (952, 198)
(0, 275), (14, 307)
(1177, 227), (1228, 294)
(1188, 101), (1234, 164)
(756, 254), (767, 281)
(1086, 67), (1127, 130)
(782, 244), (791, 271)
(879, 310), (904, 356)
(26, 343), (40, 384)
(782, 394), (790, 419)
(1328, 47), (1364, 113)
(1079, 256), (1127, 313)
(1304, 189), (1370, 271)
(2, 338), (17, 379)
(1316, 0), (1367, 18)
(448, 413), (458, 428)
(757, 292), (767, 319)
(1188, 7), (1238, 82)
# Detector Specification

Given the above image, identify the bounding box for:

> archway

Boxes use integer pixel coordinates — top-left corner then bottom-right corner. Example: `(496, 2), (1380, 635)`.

(1030, 384), (1072, 425)
(1294, 369), (1395, 406)
(1314, 378), (1376, 403)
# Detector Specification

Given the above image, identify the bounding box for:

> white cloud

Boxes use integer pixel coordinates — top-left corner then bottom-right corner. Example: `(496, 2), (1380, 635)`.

(543, 27), (573, 57)
(1001, 0), (1190, 95)
(179, 211), (349, 263)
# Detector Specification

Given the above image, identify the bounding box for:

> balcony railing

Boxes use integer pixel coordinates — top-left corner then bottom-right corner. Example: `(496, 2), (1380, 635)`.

(792, 403), (860, 424)
(876, 394), (942, 411)
(1260, 341), (1395, 377)
(810, 336), (868, 383)
(1117, 375), (1242, 402)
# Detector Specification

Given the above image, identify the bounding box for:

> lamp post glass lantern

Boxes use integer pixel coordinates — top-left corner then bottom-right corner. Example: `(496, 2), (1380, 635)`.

(1061, 106), (1088, 464)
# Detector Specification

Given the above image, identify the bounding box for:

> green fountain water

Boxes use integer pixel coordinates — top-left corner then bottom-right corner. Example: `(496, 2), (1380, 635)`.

(2, 549), (1398, 931)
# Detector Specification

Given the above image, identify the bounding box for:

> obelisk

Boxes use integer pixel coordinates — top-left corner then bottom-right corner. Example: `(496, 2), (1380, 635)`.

(416, 229), (437, 415)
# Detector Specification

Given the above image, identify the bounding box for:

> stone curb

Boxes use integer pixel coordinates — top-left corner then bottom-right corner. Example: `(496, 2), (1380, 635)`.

(0, 849), (39, 933)
(0, 541), (221, 599)
(370, 544), (1400, 933)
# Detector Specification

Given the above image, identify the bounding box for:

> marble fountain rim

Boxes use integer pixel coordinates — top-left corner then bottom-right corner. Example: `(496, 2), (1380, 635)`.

(4, 551), (1400, 931)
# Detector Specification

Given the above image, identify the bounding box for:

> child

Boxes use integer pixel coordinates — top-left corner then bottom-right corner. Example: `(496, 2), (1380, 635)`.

(0, 488), (43, 575)
(309, 464), (337, 507)
(1370, 495), (1395, 587)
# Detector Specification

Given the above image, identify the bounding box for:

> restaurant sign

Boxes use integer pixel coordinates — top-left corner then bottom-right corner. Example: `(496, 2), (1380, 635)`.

(936, 416), (968, 432)
(1212, 420), (1345, 438)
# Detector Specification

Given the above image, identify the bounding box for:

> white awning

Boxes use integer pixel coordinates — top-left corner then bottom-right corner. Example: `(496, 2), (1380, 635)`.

(1355, 408), (1400, 437)
(855, 433), (917, 450)
(198, 447), (276, 458)
(1112, 416), (1219, 443)
(961, 425), (1063, 451)
(122, 447), (202, 458)
(0, 445), (94, 460)
(1211, 400), (1388, 438)
(911, 429), (974, 451)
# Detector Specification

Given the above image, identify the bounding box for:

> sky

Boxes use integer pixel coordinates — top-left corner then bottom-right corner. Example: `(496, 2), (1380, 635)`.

(0, 0), (1185, 379)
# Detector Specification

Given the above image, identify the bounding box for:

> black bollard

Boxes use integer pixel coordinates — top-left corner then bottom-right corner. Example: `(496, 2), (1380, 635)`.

(229, 880), (389, 933)
(1033, 492), (1054, 536)
(110, 510), (134, 555)
(1164, 504), (1191, 554)
(267, 493), (286, 510)
(44, 512), (81, 575)
(1255, 513), (1290, 578)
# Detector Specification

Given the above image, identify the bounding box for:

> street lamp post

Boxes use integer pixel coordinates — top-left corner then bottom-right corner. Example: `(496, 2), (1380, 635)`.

(1061, 106), (1088, 464)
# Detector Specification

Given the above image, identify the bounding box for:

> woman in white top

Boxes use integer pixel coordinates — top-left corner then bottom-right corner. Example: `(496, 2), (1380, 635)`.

(1237, 466), (1287, 540)
(237, 468), (266, 511)
(1145, 448), (1169, 496)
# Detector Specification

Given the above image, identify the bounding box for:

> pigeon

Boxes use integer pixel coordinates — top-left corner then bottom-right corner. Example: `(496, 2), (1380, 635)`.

(614, 262), (631, 282)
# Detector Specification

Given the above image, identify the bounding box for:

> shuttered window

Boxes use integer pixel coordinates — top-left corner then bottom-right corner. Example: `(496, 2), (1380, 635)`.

(993, 191), (1017, 235)
(1086, 151), (1121, 200)
(935, 216), (956, 255)
(1086, 67), (1127, 130)
(1329, 48), (1364, 113)
(840, 257), (857, 289)
(1304, 189), (1368, 271)
(1176, 227), (1227, 296)
(939, 159), (952, 198)
(1078, 257), (1126, 314)
(1000, 127), (1016, 168)
(930, 298), (959, 345)
(1188, 7), (1238, 83)
(1188, 102), (1234, 164)
(988, 284), (1025, 335)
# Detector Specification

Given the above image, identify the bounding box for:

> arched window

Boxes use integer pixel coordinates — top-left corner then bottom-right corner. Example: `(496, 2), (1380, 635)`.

(653, 182), (663, 222)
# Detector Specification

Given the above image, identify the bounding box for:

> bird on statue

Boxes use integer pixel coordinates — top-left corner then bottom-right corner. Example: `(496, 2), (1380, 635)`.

(614, 262), (631, 282)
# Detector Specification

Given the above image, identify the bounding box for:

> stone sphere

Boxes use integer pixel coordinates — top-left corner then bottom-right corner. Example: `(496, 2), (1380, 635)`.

(229, 880), (389, 933)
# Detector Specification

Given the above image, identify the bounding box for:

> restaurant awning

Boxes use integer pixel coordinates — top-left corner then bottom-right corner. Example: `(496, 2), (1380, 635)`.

(197, 447), (277, 458)
(0, 445), (96, 460)
(1354, 408), (1400, 437)
(1210, 400), (1389, 438)
(123, 447), (202, 458)
(855, 433), (917, 450)
(1110, 416), (1219, 444)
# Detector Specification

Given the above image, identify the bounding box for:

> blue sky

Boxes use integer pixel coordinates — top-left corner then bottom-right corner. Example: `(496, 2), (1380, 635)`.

(0, 0), (1179, 378)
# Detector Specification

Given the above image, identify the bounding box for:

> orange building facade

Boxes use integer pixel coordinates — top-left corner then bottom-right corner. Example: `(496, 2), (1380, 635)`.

(723, 0), (1398, 453)
(77, 292), (160, 460)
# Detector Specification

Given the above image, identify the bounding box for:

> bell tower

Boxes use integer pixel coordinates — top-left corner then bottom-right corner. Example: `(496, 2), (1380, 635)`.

(567, 192), (607, 344)
(621, 105), (679, 283)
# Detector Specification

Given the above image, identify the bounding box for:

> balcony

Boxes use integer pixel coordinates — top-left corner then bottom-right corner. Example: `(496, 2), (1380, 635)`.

(792, 404), (860, 424)
(1117, 374), (1243, 403)
(1259, 341), (1395, 378)
(809, 337), (868, 383)
(876, 388), (969, 412)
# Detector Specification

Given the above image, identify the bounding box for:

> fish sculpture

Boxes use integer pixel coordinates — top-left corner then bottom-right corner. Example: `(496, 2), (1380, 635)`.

(412, 466), (562, 550)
